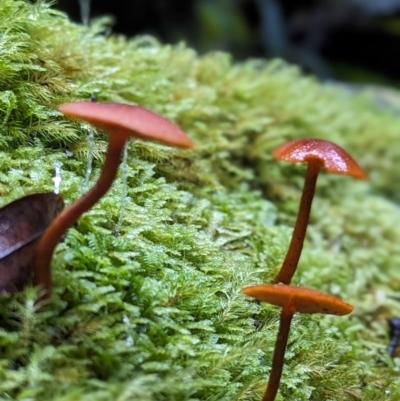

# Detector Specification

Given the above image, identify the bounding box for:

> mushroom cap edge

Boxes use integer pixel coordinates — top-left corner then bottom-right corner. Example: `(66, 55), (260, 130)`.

(272, 138), (366, 179)
(242, 283), (353, 315)
(58, 101), (194, 149)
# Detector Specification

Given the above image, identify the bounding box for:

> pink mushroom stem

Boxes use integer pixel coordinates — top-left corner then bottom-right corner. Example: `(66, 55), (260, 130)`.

(33, 134), (126, 297)
(262, 304), (295, 401)
(273, 159), (322, 285)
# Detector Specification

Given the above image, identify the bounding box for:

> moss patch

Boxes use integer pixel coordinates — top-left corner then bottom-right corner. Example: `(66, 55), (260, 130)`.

(0, 1), (400, 400)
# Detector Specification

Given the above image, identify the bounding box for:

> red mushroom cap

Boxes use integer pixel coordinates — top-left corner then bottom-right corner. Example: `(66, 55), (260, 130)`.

(272, 139), (366, 179)
(58, 101), (194, 149)
(242, 284), (353, 315)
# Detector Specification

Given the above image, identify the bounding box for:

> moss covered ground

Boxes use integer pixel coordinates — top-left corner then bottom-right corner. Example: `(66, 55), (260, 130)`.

(0, 1), (400, 400)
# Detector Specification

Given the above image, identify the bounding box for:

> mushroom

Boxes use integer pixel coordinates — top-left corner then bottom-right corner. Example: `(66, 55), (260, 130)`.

(242, 283), (353, 401)
(272, 138), (366, 285)
(34, 101), (194, 298)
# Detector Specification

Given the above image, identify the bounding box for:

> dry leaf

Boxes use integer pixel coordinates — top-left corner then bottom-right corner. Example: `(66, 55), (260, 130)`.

(0, 193), (64, 293)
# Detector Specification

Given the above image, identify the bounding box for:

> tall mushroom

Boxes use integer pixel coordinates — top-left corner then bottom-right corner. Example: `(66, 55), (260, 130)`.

(272, 138), (366, 285)
(242, 283), (353, 401)
(34, 101), (194, 298)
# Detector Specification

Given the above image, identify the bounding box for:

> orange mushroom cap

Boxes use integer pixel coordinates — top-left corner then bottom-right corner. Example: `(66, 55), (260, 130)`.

(242, 284), (353, 315)
(272, 138), (366, 179)
(58, 101), (194, 149)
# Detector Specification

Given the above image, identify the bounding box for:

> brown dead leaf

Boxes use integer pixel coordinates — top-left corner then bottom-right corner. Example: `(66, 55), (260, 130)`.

(0, 193), (64, 293)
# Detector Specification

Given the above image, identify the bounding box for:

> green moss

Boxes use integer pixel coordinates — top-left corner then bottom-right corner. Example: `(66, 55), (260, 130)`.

(0, 1), (400, 400)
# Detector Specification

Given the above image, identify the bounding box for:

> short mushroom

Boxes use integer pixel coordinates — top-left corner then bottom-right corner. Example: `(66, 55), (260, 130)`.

(272, 138), (366, 285)
(242, 283), (353, 401)
(34, 101), (194, 298)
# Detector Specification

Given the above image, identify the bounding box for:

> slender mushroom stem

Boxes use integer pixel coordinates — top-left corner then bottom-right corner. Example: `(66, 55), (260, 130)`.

(33, 134), (127, 298)
(262, 304), (295, 401)
(273, 159), (322, 284)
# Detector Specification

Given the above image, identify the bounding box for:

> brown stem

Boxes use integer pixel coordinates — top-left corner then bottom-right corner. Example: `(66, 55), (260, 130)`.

(33, 135), (127, 298)
(262, 305), (295, 401)
(273, 160), (321, 284)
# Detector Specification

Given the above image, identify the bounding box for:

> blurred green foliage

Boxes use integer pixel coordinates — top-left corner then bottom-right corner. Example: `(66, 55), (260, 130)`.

(55, 0), (400, 83)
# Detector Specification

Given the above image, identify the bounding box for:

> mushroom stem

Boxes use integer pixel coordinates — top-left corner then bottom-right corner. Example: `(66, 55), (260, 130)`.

(33, 135), (127, 298)
(262, 304), (295, 401)
(273, 160), (322, 284)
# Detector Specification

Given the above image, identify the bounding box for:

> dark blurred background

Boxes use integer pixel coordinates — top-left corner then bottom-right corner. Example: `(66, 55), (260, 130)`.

(54, 0), (400, 85)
